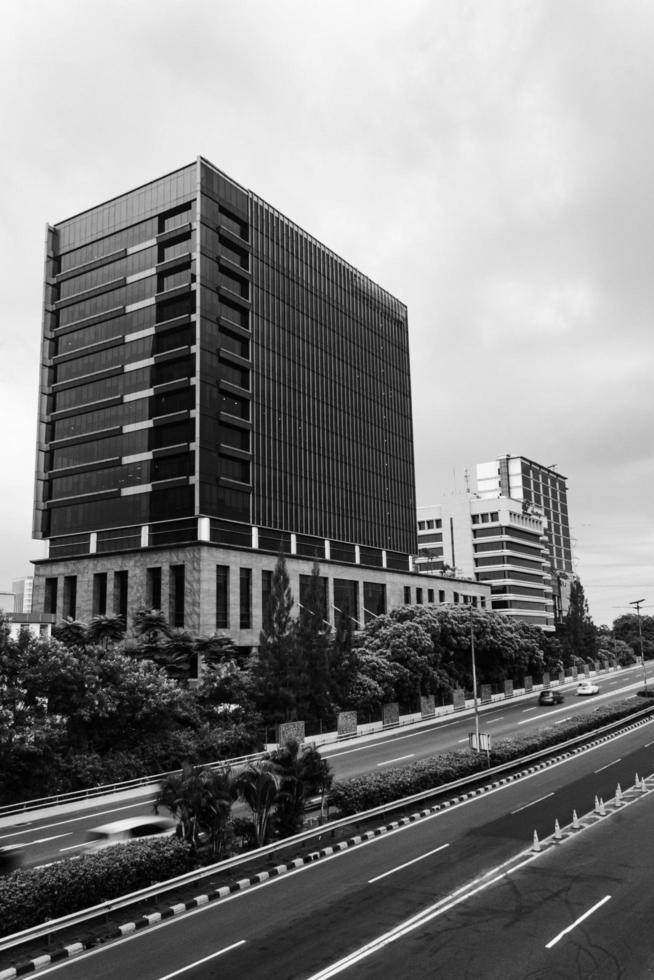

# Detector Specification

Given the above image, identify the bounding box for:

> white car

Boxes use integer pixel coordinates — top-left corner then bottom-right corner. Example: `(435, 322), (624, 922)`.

(84, 816), (175, 852)
(577, 680), (600, 696)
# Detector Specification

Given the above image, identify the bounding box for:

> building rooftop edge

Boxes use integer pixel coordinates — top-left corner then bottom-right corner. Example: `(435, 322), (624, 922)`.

(50, 156), (408, 312)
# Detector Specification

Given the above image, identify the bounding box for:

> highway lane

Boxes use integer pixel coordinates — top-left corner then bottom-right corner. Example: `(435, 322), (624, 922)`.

(0, 665), (646, 867)
(28, 716), (654, 979)
(335, 778), (654, 978)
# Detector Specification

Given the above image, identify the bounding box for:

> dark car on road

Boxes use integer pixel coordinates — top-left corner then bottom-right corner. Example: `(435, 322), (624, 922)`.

(538, 689), (564, 705)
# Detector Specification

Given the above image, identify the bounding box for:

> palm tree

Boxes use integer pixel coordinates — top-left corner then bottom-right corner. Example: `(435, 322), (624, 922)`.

(156, 762), (238, 859)
(87, 615), (126, 650)
(235, 762), (281, 847)
(132, 608), (172, 646)
(270, 739), (334, 835)
(52, 618), (88, 649)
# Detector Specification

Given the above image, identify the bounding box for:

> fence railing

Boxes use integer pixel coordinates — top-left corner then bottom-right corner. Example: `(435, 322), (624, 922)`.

(1, 699), (652, 955)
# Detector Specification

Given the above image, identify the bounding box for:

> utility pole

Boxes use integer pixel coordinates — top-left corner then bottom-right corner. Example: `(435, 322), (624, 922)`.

(629, 599), (648, 693)
(470, 605), (480, 750)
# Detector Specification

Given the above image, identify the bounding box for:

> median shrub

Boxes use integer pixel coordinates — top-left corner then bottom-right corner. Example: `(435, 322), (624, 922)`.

(329, 697), (654, 816)
(0, 837), (193, 938)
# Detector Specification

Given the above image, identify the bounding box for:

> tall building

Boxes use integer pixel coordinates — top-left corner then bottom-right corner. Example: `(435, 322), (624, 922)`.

(33, 157), (484, 645)
(476, 454), (573, 620)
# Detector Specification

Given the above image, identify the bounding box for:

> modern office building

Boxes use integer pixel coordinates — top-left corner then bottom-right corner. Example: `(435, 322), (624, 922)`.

(476, 454), (573, 620)
(417, 495), (555, 629)
(32, 157), (487, 647)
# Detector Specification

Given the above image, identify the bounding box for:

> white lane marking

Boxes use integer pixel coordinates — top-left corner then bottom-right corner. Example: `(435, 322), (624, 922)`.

(59, 843), (86, 852)
(645, 741), (654, 748)
(0, 800), (156, 841)
(457, 737), (468, 743)
(511, 792), (554, 815)
(377, 754), (415, 767)
(156, 940), (246, 978)
(487, 717), (504, 724)
(369, 843), (450, 883)
(307, 850), (540, 978)
(522, 707), (537, 713)
(545, 895), (612, 949)
(22, 833), (72, 848)
(594, 758), (621, 773)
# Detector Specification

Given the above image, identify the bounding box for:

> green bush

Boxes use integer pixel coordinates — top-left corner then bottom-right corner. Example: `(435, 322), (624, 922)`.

(0, 837), (193, 938)
(329, 698), (654, 815)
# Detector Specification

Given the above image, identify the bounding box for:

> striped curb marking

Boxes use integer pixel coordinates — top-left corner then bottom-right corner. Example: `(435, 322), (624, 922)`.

(2, 713), (652, 980)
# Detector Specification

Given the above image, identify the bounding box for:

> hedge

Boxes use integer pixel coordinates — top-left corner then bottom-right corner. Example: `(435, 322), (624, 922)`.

(0, 836), (193, 938)
(329, 697), (654, 815)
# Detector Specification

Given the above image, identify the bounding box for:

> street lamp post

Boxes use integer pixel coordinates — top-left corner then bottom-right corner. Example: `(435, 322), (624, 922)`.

(470, 606), (480, 750)
(629, 599), (648, 693)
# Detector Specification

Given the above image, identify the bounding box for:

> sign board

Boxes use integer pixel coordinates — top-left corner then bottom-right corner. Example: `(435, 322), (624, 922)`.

(469, 731), (491, 752)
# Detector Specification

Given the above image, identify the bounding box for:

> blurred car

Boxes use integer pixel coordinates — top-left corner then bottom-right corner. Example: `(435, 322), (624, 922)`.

(84, 816), (175, 853)
(538, 689), (564, 705)
(577, 680), (600, 696)
(0, 846), (23, 875)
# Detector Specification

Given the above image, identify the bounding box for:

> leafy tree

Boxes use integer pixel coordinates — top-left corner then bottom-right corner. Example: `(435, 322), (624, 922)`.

(252, 555), (301, 723)
(329, 604), (359, 711)
(558, 579), (597, 663)
(294, 564), (332, 725)
(613, 613), (654, 661)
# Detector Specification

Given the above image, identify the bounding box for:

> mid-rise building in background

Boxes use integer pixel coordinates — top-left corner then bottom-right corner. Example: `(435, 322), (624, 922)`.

(416, 454), (574, 630)
(11, 576), (33, 614)
(32, 157), (489, 648)
(476, 454), (573, 621)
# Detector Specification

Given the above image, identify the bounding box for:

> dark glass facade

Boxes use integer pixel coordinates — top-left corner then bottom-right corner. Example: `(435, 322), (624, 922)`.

(33, 157), (417, 617)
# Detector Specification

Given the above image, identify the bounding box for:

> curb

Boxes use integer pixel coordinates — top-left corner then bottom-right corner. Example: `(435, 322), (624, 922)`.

(2, 711), (652, 979)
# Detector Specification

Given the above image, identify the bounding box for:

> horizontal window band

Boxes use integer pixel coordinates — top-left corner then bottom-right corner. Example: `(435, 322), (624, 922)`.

(156, 253), (192, 275)
(218, 476), (252, 490)
(52, 365), (123, 391)
(48, 425), (123, 449)
(215, 222), (250, 248)
(218, 379), (251, 398)
(217, 254), (252, 280)
(152, 410), (193, 427)
(47, 457), (121, 478)
(46, 487), (121, 507)
(218, 411), (252, 430)
(152, 377), (195, 395)
(218, 443), (251, 461)
(155, 312), (193, 332)
(54, 277), (126, 310)
(52, 306), (125, 335)
(156, 222), (193, 244)
(153, 345), (193, 364)
(56, 248), (127, 282)
(217, 315), (250, 337)
(151, 442), (192, 458)
(53, 335), (123, 365)
(155, 283), (193, 304)
(217, 347), (251, 369)
(217, 285), (251, 309)
(49, 395), (123, 421)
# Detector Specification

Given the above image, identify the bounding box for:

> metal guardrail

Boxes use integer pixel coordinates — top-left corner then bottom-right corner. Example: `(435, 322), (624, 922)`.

(0, 751), (267, 819)
(0, 664), (632, 818)
(1, 700), (652, 955)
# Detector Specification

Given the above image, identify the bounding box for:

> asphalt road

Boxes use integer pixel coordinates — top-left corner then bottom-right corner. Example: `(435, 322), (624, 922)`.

(0, 665), (646, 868)
(26, 715), (654, 979)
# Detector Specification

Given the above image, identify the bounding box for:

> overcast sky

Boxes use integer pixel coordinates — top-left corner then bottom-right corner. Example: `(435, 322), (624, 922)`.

(1, 0), (652, 626)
